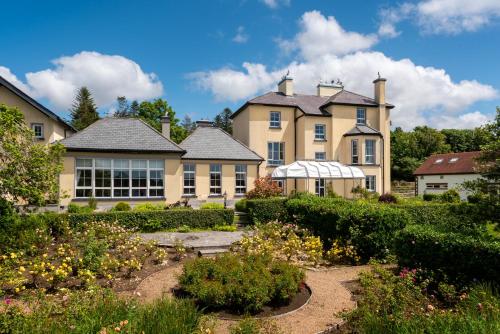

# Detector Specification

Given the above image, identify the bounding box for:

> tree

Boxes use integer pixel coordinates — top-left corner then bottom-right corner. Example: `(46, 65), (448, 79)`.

(70, 87), (100, 130)
(0, 104), (65, 206)
(214, 107), (233, 134)
(440, 128), (491, 153)
(181, 114), (196, 134)
(114, 96), (131, 117)
(136, 98), (188, 143)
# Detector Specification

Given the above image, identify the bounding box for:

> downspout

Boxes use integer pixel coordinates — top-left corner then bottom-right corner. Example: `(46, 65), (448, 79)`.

(381, 136), (385, 194)
(294, 109), (303, 192)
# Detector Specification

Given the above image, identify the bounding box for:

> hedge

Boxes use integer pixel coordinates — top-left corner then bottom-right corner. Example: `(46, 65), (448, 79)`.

(395, 224), (500, 285)
(286, 196), (410, 260)
(246, 198), (288, 224)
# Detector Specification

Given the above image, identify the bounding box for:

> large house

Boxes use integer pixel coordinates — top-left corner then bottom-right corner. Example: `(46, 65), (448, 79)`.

(413, 151), (482, 200)
(0, 75), (75, 142)
(231, 75), (393, 196)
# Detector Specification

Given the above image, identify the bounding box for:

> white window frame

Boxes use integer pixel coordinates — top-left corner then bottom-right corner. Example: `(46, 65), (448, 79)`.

(148, 160), (165, 197)
(113, 159), (130, 198)
(365, 175), (376, 192)
(183, 163), (196, 196)
(351, 139), (359, 165)
(269, 111), (281, 128)
(267, 142), (285, 166)
(356, 108), (366, 125)
(315, 152), (326, 161)
(31, 123), (44, 139)
(314, 124), (326, 140)
(235, 164), (247, 195)
(365, 139), (376, 164)
(315, 178), (326, 197)
(209, 164), (222, 195)
(94, 159), (112, 198)
(75, 158), (164, 199)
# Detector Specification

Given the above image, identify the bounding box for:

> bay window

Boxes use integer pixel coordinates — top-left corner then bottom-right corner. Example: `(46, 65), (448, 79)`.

(365, 139), (376, 164)
(351, 140), (359, 164)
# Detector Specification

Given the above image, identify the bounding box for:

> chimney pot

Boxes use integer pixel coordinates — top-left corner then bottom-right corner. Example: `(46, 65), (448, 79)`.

(160, 115), (170, 139)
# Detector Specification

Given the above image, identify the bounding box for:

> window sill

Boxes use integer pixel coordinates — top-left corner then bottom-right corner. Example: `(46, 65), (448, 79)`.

(182, 194), (197, 198)
(72, 197), (166, 202)
(314, 139), (327, 142)
(35, 137), (45, 141)
(234, 194), (246, 198)
(208, 194), (224, 198)
(269, 126), (282, 130)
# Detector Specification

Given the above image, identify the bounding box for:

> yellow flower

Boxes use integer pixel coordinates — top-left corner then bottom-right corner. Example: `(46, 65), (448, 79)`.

(19, 266), (25, 272)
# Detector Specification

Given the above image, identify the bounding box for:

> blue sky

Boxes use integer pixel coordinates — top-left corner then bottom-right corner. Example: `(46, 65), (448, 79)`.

(1, 0), (499, 129)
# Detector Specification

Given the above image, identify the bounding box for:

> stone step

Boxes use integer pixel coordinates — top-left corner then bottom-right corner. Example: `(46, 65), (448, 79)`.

(197, 247), (230, 257)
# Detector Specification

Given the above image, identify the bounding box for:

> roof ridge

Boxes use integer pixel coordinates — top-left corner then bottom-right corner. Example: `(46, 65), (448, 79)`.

(135, 117), (185, 151)
(341, 89), (376, 101)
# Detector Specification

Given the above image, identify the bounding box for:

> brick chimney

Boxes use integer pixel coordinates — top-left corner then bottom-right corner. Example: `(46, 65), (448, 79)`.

(317, 81), (343, 97)
(160, 116), (170, 139)
(373, 75), (386, 104)
(278, 74), (293, 96)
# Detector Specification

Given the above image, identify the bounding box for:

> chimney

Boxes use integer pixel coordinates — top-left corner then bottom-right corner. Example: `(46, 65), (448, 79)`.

(317, 81), (343, 97)
(196, 119), (213, 127)
(160, 116), (170, 139)
(278, 75), (293, 96)
(373, 75), (386, 104)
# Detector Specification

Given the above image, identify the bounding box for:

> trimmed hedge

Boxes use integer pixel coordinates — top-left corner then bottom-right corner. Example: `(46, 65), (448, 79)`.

(286, 196), (410, 260)
(66, 209), (234, 232)
(395, 224), (500, 285)
(246, 198), (288, 224)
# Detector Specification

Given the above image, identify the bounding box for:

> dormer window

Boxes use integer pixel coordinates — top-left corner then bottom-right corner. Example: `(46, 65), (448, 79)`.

(31, 123), (44, 139)
(434, 158), (443, 164)
(449, 158), (459, 163)
(269, 111), (281, 128)
(356, 108), (366, 125)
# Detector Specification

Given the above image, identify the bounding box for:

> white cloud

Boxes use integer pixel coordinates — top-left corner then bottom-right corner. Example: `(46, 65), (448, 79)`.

(190, 11), (497, 129)
(2, 51), (163, 111)
(429, 111), (492, 129)
(232, 26), (249, 43)
(260, 0), (290, 9)
(0, 66), (32, 94)
(379, 0), (500, 36)
(282, 11), (378, 59)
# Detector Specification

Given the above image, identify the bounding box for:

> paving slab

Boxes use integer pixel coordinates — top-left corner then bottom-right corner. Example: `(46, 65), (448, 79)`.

(139, 231), (246, 248)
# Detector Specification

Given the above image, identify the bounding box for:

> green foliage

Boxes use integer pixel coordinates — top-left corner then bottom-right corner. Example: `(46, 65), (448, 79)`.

(0, 288), (202, 334)
(213, 107), (233, 134)
(67, 209), (234, 232)
(230, 318), (282, 334)
(246, 176), (283, 199)
(441, 127), (492, 153)
(200, 202), (224, 209)
(67, 203), (94, 214)
(133, 202), (167, 211)
(234, 198), (248, 212)
(286, 196), (410, 261)
(179, 254), (304, 314)
(439, 189), (461, 203)
(0, 104), (65, 205)
(423, 193), (439, 201)
(246, 198), (288, 224)
(378, 193), (398, 204)
(70, 87), (100, 130)
(111, 202), (131, 212)
(395, 224), (500, 285)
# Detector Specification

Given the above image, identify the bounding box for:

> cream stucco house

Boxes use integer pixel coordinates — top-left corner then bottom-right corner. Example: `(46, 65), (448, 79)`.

(231, 76), (393, 196)
(0, 75), (75, 143)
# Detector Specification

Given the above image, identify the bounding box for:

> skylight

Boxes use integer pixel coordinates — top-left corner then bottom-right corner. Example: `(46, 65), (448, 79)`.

(434, 159), (443, 164)
(449, 158), (459, 163)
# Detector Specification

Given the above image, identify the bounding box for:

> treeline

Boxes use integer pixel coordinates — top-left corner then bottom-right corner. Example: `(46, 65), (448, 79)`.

(68, 87), (233, 144)
(391, 114), (497, 180)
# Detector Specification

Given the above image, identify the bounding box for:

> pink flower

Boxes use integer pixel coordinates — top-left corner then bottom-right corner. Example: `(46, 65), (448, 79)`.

(5, 298), (12, 305)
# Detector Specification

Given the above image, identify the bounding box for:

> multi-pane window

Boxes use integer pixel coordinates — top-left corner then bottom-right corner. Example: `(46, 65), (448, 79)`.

(267, 142), (284, 166)
(315, 179), (326, 197)
(210, 164), (222, 195)
(75, 158), (164, 198)
(183, 164), (196, 195)
(365, 139), (376, 164)
(273, 179), (284, 194)
(426, 183), (448, 190)
(315, 152), (326, 161)
(235, 165), (247, 195)
(269, 111), (281, 128)
(315, 124), (326, 140)
(356, 108), (366, 125)
(365, 175), (376, 192)
(351, 140), (359, 164)
(31, 123), (44, 139)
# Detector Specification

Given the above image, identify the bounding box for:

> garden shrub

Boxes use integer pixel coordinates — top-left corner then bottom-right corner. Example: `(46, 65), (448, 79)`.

(67, 209), (234, 232)
(246, 198), (288, 224)
(178, 253), (304, 314)
(200, 202), (224, 209)
(133, 202), (167, 211)
(395, 224), (500, 285)
(245, 176), (283, 199)
(111, 202), (131, 212)
(234, 198), (248, 212)
(439, 189), (461, 203)
(378, 193), (398, 204)
(423, 193), (439, 201)
(67, 203), (94, 214)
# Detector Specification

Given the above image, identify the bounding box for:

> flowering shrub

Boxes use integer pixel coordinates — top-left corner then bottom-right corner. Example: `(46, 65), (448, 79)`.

(325, 240), (360, 265)
(246, 176), (283, 199)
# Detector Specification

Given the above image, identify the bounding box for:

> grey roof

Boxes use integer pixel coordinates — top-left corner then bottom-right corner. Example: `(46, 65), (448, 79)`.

(344, 124), (382, 137)
(59, 118), (185, 153)
(0, 75), (76, 131)
(180, 126), (263, 161)
(232, 89), (394, 119)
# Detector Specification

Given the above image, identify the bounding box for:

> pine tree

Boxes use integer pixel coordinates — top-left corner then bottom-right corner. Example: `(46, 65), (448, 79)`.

(114, 96), (130, 117)
(214, 107), (233, 134)
(70, 87), (99, 130)
(181, 115), (196, 134)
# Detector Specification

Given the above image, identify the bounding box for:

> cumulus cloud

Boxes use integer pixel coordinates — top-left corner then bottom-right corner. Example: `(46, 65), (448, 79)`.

(232, 26), (249, 43)
(0, 66), (32, 94)
(379, 0), (500, 36)
(260, 0), (290, 9)
(429, 111), (493, 129)
(2, 51), (163, 111)
(281, 11), (378, 59)
(189, 11), (497, 129)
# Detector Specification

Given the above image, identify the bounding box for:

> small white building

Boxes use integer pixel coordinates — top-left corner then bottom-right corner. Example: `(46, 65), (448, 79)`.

(414, 151), (482, 200)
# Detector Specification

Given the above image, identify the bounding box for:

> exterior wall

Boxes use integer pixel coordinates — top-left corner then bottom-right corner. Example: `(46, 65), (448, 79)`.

(416, 174), (480, 200)
(0, 86), (72, 143)
(232, 107), (250, 145)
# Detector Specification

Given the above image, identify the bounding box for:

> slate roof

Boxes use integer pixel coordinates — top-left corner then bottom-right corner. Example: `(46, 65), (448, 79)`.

(413, 151), (481, 175)
(0, 75), (76, 131)
(59, 118), (185, 153)
(179, 126), (263, 161)
(231, 89), (394, 119)
(344, 124), (382, 137)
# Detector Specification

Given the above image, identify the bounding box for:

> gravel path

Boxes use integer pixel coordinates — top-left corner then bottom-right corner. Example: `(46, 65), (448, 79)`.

(134, 264), (371, 334)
